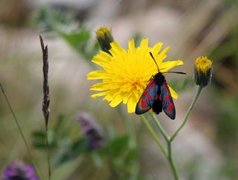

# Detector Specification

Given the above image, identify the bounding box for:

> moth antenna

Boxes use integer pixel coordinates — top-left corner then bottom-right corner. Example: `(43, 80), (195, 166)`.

(165, 71), (186, 75)
(149, 52), (186, 75)
(149, 52), (160, 72)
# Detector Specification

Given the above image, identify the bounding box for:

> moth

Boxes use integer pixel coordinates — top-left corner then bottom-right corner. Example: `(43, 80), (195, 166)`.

(135, 52), (185, 119)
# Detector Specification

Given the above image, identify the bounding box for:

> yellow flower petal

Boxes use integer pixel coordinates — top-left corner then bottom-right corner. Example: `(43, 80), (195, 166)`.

(127, 94), (137, 113)
(151, 42), (163, 55)
(91, 91), (107, 98)
(168, 86), (178, 99)
(160, 60), (184, 73)
(87, 70), (111, 80)
(109, 93), (123, 107)
(110, 41), (125, 56)
(92, 52), (111, 67)
(140, 38), (149, 49)
(155, 46), (170, 64)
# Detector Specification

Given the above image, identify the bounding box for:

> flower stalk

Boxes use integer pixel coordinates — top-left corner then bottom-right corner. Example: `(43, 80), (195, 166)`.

(142, 85), (203, 180)
(170, 86), (203, 141)
(141, 115), (167, 157)
(167, 141), (178, 180)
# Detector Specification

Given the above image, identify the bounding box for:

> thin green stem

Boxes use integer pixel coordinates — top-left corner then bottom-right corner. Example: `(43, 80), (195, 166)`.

(167, 141), (179, 180)
(142, 114), (179, 179)
(0, 83), (42, 179)
(150, 113), (169, 141)
(148, 113), (178, 179)
(141, 115), (167, 156)
(45, 127), (51, 180)
(170, 86), (203, 141)
(141, 86), (203, 180)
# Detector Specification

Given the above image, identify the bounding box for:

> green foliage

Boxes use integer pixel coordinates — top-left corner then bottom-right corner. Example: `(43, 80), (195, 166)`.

(58, 29), (99, 60)
(107, 135), (129, 157)
(52, 138), (88, 166)
(219, 157), (238, 179)
(31, 114), (139, 178)
(32, 115), (87, 167)
(133, 33), (142, 46)
(224, 0), (238, 7)
(210, 26), (238, 67)
(30, 6), (77, 32)
(99, 134), (139, 179)
(31, 6), (99, 60)
(216, 95), (238, 148)
(32, 130), (56, 150)
(210, 25), (238, 156)
(208, 23), (238, 180)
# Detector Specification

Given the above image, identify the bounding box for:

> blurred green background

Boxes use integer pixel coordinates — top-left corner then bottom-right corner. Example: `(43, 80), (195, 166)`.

(0, 0), (238, 179)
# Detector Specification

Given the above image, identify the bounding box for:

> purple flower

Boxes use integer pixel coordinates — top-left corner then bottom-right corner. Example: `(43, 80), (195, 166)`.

(3, 161), (39, 180)
(77, 112), (104, 150)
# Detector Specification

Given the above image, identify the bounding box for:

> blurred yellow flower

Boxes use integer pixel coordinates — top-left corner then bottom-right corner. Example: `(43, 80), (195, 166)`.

(87, 38), (184, 113)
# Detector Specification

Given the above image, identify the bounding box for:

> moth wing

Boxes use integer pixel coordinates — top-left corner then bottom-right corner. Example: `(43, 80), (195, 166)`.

(135, 78), (159, 114)
(160, 81), (176, 119)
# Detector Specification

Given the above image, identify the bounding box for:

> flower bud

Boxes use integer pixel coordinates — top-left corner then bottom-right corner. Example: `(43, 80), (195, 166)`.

(194, 56), (212, 87)
(96, 27), (114, 54)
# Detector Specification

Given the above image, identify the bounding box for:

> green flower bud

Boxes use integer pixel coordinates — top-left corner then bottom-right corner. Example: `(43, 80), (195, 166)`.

(194, 56), (212, 87)
(96, 27), (114, 54)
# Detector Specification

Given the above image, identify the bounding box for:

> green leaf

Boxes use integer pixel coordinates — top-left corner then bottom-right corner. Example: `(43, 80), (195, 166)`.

(32, 130), (46, 139)
(71, 138), (88, 153)
(107, 135), (129, 157)
(133, 33), (142, 46)
(58, 28), (100, 60)
(32, 130), (57, 150)
(59, 29), (90, 50)
(32, 142), (48, 149)
(124, 148), (137, 164)
(52, 138), (88, 166)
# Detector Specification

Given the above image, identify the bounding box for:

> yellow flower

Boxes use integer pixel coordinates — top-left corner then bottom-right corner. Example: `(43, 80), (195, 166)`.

(194, 56), (212, 87)
(87, 38), (184, 113)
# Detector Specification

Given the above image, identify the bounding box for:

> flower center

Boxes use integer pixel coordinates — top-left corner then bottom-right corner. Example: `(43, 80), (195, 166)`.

(131, 80), (143, 91)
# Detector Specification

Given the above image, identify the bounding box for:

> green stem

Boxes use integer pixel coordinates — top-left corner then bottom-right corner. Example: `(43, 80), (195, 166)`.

(167, 141), (179, 180)
(150, 113), (169, 141)
(141, 115), (167, 157)
(141, 86), (203, 180)
(148, 113), (178, 180)
(170, 86), (203, 142)
(0, 83), (42, 179)
(45, 127), (51, 180)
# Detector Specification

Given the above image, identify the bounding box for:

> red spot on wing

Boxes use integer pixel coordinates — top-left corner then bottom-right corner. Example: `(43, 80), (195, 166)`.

(135, 78), (159, 114)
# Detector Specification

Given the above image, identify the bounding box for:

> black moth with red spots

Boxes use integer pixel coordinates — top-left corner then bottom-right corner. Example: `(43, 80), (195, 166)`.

(135, 71), (176, 120)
